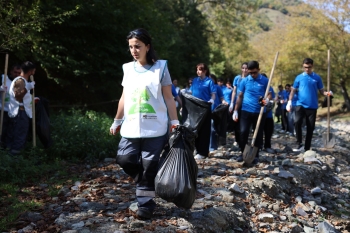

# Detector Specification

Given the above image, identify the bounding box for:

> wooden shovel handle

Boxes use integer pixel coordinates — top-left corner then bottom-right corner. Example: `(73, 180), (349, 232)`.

(30, 75), (36, 147)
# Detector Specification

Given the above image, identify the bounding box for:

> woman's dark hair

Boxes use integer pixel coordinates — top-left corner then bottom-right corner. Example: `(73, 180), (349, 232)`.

(241, 62), (248, 68)
(210, 74), (217, 84)
(21, 61), (36, 74)
(127, 28), (158, 65)
(196, 63), (210, 77)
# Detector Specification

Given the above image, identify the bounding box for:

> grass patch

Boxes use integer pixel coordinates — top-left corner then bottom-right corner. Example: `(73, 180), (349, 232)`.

(0, 183), (42, 231)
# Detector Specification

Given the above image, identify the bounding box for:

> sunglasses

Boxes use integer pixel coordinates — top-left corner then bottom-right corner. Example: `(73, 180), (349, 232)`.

(303, 66), (312, 69)
(249, 71), (258, 75)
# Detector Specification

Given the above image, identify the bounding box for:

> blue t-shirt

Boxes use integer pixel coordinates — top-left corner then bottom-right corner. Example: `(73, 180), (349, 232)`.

(239, 74), (269, 113)
(220, 85), (232, 103)
(293, 72), (324, 109)
(212, 84), (224, 111)
(171, 84), (178, 97)
(291, 92), (298, 106)
(233, 75), (245, 105)
(190, 76), (216, 101)
(267, 87), (275, 118)
(278, 90), (287, 110)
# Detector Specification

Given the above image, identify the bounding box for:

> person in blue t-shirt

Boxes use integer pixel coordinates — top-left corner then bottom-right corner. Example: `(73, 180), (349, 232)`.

(218, 77), (233, 134)
(233, 61), (270, 164)
(189, 63), (216, 159)
(171, 83), (182, 107)
(287, 58), (333, 152)
(277, 85), (288, 133)
(287, 84), (298, 137)
(261, 73), (276, 154)
(229, 62), (249, 147)
(209, 74), (227, 152)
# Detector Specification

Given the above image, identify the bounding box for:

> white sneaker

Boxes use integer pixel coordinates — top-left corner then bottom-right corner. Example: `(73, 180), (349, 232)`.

(292, 144), (305, 152)
(194, 154), (206, 160)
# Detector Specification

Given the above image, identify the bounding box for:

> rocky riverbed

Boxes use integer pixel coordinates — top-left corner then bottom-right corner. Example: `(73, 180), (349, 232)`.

(9, 118), (350, 233)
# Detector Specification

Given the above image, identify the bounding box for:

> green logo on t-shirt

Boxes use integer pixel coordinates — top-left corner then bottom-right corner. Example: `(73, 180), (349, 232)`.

(128, 88), (156, 114)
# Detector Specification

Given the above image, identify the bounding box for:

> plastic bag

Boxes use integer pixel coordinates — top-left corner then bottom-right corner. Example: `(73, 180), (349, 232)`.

(36, 97), (53, 148)
(180, 91), (211, 132)
(321, 95), (333, 108)
(155, 126), (198, 209)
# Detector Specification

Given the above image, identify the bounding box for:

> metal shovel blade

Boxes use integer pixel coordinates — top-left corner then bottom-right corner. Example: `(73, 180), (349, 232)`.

(243, 144), (258, 165)
(322, 133), (336, 148)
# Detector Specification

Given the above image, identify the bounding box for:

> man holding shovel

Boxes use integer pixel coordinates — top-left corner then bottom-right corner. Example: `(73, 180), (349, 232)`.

(0, 64), (21, 148)
(287, 58), (333, 152)
(233, 61), (271, 165)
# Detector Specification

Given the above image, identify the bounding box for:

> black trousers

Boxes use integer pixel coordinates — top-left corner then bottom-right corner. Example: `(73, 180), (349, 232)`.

(7, 110), (30, 152)
(116, 135), (167, 210)
(294, 106), (317, 150)
(227, 109), (234, 132)
(264, 117), (274, 149)
(281, 109), (289, 131)
(195, 111), (211, 156)
(240, 110), (266, 157)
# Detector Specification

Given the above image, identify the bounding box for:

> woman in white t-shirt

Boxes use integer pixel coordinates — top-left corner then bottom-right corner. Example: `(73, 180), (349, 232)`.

(110, 28), (179, 219)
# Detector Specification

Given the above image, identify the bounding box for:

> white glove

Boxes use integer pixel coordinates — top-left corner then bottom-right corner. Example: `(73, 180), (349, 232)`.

(232, 110), (238, 122)
(110, 119), (123, 135)
(208, 99), (214, 104)
(326, 90), (333, 96)
(170, 120), (180, 132)
(0, 85), (7, 92)
(286, 100), (292, 112)
(229, 102), (234, 112)
(26, 81), (35, 90)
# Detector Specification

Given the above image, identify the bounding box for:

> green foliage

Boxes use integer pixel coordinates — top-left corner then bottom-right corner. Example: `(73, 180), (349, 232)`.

(49, 109), (118, 160)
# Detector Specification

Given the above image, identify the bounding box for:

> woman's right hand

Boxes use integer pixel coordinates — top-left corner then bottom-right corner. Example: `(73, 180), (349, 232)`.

(110, 119), (123, 135)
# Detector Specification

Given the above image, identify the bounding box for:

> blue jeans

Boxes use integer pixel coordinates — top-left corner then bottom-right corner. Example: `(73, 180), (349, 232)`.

(288, 106), (296, 134)
(209, 120), (218, 151)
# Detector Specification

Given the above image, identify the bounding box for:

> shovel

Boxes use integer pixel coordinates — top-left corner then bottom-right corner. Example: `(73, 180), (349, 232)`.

(243, 52), (279, 164)
(322, 49), (335, 148)
(30, 75), (36, 147)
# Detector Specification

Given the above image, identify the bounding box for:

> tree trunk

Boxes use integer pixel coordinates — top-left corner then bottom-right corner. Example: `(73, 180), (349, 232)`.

(340, 78), (350, 111)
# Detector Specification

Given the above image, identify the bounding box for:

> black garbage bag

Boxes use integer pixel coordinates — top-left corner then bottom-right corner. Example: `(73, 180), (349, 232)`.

(212, 104), (229, 125)
(155, 126), (197, 209)
(36, 97), (53, 148)
(321, 95), (333, 108)
(180, 91), (211, 132)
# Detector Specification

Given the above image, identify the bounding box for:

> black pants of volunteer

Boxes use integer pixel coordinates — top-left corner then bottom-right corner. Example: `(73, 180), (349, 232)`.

(294, 106), (317, 150)
(240, 110), (266, 158)
(227, 109), (234, 132)
(6, 109), (30, 153)
(1, 111), (10, 148)
(218, 110), (227, 145)
(116, 135), (167, 212)
(281, 109), (289, 131)
(264, 117), (274, 149)
(232, 108), (242, 145)
(195, 111), (211, 157)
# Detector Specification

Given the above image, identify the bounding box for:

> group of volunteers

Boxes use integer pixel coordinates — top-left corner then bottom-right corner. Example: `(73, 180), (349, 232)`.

(110, 28), (333, 219)
(0, 61), (36, 155)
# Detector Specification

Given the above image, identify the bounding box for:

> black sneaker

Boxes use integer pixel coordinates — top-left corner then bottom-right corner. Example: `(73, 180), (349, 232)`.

(136, 207), (153, 219)
(236, 155), (243, 162)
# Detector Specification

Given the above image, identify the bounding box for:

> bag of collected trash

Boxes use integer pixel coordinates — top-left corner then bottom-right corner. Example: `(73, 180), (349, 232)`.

(36, 97), (53, 148)
(321, 95), (333, 108)
(155, 125), (197, 209)
(180, 91), (211, 132)
(212, 104), (228, 125)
